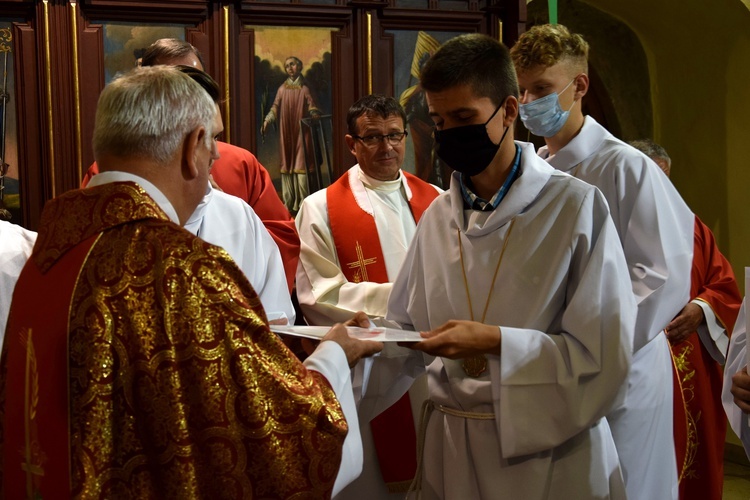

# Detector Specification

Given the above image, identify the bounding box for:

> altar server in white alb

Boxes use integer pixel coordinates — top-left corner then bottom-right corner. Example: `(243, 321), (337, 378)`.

(87, 66), (295, 324)
(724, 299), (750, 458)
(386, 33), (635, 499)
(296, 95), (440, 498)
(511, 24), (694, 500)
(0, 221), (37, 345)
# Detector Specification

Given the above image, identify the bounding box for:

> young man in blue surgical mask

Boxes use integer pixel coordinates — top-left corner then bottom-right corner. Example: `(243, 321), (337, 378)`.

(385, 33), (636, 498)
(512, 24), (695, 500)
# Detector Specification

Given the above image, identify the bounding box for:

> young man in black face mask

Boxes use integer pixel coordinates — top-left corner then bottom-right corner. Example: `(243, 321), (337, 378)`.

(385, 33), (636, 498)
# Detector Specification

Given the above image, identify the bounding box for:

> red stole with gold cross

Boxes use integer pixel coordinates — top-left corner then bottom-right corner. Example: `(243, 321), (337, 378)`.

(327, 167), (438, 283)
(326, 166), (438, 492)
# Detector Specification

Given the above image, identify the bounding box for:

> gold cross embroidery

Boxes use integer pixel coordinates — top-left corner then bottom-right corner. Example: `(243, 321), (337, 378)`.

(346, 241), (377, 283)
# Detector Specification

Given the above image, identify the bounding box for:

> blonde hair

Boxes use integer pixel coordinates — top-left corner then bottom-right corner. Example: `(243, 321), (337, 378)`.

(511, 24), (589, 74)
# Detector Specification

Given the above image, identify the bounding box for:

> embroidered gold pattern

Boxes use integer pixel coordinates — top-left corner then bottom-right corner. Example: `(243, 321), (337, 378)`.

(21, 329), (46, 497)
(43, 183), (347, 497)
(674, 343), (699, 480)
(346, 241), (377, 283)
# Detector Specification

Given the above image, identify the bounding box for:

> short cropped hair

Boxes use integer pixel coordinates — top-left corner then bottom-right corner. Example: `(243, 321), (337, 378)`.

(175, 65), (221, 103)
(93, 66), (216, 165)
(510, 24), (589, 74)
(346, 94), (407, 136)
(141, 38), (205, 69)
(419, 33), (519, 107)
(629, 139), (672, 170)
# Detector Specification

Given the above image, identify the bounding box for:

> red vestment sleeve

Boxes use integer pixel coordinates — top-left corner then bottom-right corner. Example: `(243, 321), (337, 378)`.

(692, 217), (741, 333)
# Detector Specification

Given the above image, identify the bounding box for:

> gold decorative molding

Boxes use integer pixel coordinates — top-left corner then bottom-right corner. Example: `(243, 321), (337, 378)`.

(498, 20), (503, 44)
(42, 0), (55, 197)
(366, 12), (372, 94)
(0, 28), (11, 53)
(70, 1), (82, 185)
(222, 5), (231, 143)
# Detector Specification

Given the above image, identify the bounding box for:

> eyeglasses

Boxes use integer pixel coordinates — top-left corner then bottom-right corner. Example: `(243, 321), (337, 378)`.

(352, 131), (408, 147)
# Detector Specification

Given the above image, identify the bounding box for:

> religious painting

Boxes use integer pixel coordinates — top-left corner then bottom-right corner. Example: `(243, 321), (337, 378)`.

(249, 25), (336, 215)
(100, 22), (189, 83)
(387, 29), (462, 189)
(0, 22), (21, 224)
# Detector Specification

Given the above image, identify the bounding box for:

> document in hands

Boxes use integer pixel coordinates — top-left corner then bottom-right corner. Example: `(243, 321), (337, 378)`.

(270, 325), (424, 342)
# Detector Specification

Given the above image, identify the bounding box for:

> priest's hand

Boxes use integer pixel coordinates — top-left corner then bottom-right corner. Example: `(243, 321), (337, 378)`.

(731, 367), (750, 414)
(410, 320), (501, 358)
(665, 302), (704, 344)
(320, 312), (383, 367)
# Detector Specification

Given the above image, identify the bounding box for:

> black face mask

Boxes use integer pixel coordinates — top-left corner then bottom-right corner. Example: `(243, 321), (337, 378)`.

(433, 101), (509, 177)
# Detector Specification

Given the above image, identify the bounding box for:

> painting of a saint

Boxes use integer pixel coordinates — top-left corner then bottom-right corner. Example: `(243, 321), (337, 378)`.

(261, 56), (321, 213)
(251, 26), (335, 214)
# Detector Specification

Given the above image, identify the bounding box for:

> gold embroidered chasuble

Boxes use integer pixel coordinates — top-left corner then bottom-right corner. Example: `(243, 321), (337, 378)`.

(0, 182), (347, 499)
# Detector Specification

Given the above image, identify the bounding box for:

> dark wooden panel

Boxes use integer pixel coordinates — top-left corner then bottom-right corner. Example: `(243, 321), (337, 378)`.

(76, 18), (105, 177)
(81, 0), (209, 23)
(44, 1), (79, 196)
(12, 20), (44, 228)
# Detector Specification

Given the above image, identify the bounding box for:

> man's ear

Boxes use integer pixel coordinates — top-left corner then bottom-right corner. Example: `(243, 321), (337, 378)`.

(182, 126), (206, 180)
(344, 134), (357, 156)
(503, 96), (519, 126)
(574, 73), (590, 100)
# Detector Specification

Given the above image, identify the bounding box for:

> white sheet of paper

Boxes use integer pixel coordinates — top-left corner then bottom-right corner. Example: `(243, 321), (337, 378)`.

(270, 325), (423, 342)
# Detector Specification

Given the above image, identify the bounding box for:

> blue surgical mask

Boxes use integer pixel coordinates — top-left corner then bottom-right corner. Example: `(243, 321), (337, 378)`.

(519, 79), (576, 137)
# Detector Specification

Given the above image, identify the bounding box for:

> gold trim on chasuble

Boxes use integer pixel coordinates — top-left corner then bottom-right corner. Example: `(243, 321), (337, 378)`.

(22, 329), (45, 497)
(672, 343), (699, 481)
(58, 183), (346, 496)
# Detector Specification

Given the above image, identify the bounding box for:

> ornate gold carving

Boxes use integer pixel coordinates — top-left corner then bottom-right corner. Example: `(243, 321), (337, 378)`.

(222, 5), (231, 143)
(70, 1), (83, 184)
(42, 0), (56, 197)
(0, 28), (11, 53)
(366, 13), (372, 94)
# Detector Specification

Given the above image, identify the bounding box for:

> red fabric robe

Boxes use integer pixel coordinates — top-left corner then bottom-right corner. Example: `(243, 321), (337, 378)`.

(673, 216), (741, 500)
(81, 141), (300, 291)
(0, 182), (345, 498)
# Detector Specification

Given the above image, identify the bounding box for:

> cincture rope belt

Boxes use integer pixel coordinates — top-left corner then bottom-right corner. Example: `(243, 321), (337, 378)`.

(407, 400), (496, 498)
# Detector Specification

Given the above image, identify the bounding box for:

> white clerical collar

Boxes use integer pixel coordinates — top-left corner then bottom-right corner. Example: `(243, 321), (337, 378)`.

(86, 171), (180, 224)
(357, 165), (403, 193)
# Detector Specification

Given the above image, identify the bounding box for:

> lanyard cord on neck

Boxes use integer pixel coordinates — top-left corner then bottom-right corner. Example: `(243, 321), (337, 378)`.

(457, 218), (516, 323)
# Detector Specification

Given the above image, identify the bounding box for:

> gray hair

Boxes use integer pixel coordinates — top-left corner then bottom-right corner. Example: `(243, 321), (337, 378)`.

(628, 139), (671, 168)
(93, 65), (216, 165)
